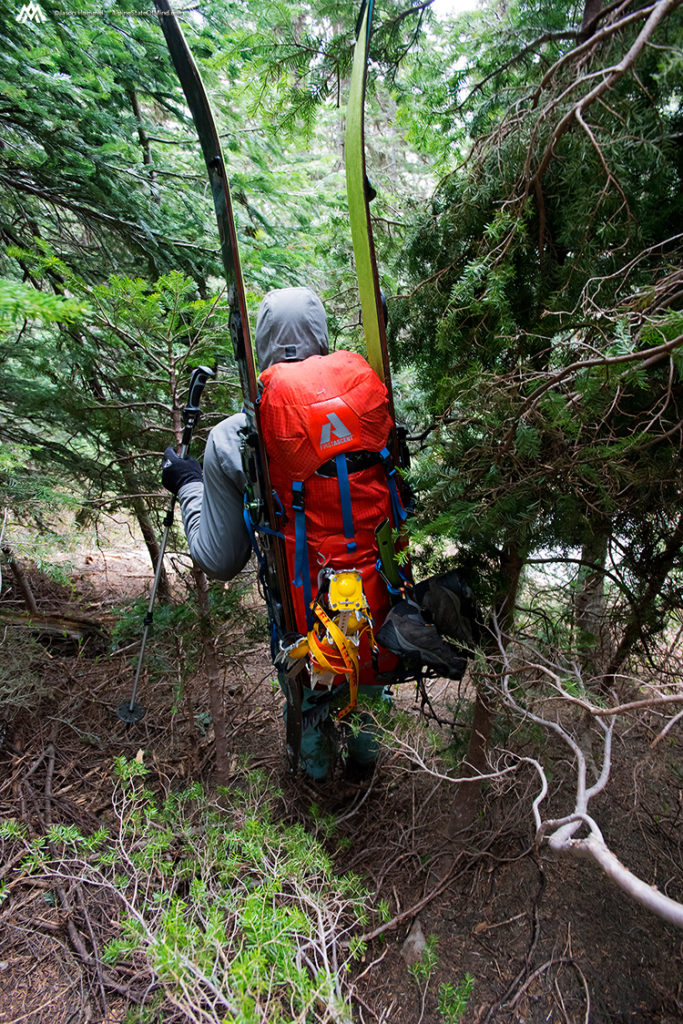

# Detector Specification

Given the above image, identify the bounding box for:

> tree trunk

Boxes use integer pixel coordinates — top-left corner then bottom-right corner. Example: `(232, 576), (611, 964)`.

(438, 544), (526, 876)
(575, 528), (608, 679)
(604, 509), (683, 688)
(457, 544), (525, 811)
(128, 492), (172, 605)
(0, 607), (108, 648)
(117, 459), (171, 604)
(450, 687), (495, 834)
(127, 86), (159, 203)
(579, 0), (604, 41)
(192, 567), (230, 787)
(85, 367), (172, 603)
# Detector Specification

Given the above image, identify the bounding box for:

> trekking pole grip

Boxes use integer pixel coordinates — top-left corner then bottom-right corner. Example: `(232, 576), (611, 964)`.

(180, 365), (214, 454)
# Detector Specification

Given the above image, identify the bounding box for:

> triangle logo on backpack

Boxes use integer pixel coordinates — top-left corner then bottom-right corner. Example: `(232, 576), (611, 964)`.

(320, 412), (353, 449)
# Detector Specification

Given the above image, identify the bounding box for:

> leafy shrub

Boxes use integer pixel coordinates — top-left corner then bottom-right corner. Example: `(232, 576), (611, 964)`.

(438, 974), (474, 1024)
(4, 760), (370, 1023)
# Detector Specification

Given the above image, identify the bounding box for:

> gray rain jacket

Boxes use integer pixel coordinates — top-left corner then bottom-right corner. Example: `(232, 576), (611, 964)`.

(177, 287), (329, 580)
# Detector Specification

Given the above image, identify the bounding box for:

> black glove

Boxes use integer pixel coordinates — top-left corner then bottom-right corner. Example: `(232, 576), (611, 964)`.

(161, 446), (203, 496)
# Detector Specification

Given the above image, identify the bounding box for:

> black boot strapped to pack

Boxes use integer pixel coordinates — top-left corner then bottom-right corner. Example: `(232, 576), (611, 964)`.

(376, 599), (468, 680)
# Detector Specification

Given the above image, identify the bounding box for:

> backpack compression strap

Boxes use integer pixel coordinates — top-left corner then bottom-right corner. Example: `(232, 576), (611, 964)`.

(380, 447), (408, 527)
(335, 453), (357, 553)
(308, 602), (376, 720)
(292, 481), (315, 631)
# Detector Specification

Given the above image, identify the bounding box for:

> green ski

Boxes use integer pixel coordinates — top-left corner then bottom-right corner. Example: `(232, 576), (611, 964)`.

(345, 0), (394, 413)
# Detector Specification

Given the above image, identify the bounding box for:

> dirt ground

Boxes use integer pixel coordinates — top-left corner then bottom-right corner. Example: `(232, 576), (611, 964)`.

(0, 542), (681, 1024)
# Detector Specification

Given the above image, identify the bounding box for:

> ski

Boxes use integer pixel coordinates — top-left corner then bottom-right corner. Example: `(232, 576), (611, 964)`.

(152, 0), (411, 770)
(153, 0), (255, 412)
(152, 0), (295, 637)
(345, 0), (394, 413)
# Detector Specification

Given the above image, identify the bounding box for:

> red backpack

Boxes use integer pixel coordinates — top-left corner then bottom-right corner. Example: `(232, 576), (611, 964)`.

(258, 350), (409, 711)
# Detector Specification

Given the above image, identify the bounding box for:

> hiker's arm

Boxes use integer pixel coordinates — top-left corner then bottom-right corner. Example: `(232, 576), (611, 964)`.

(177, 413), (252, 581)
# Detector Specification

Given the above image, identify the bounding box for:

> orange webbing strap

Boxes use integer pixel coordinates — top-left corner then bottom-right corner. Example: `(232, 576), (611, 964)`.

(309, 604), (360, 719)
(309, 605), (357, 671)
(308, 632), (349, 676)
(338, 616), (379, 719)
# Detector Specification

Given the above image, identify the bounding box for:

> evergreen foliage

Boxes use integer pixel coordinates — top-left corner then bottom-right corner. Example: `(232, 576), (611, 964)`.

(393, 0), (683, 672)
(0, 0), (434, 542)
(4, 0), (681, 677)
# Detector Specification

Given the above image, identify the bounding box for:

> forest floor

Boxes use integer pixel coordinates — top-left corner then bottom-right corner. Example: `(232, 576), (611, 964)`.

(0, 530), (681, 1024)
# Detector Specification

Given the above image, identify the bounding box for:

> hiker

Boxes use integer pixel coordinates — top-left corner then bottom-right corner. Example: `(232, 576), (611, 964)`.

(161, 287), (328, 584)
(162, 288), (386, 780)
(162, 287), (475, 781)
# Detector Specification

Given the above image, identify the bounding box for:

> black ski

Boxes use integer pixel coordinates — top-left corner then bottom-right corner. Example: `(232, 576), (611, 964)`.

(151, 2), (296, 643)
(153, 0), (255, 411)
(152, 0), (303, 767)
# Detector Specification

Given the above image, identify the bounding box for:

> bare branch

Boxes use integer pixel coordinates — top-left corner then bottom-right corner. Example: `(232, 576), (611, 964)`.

(650, 707), (683, 747)
(487, 620), (683, 928)
(457, 30), (578, 111)
(555, 827), (683, 928)
(497, 331), (683, 452)
(532, 2), (658, 104)
(532, 0), (681, 186)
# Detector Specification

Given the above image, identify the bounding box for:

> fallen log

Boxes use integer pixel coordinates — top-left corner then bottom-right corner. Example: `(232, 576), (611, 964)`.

(0, 608), (109, 648)
(1, 543), (38, 615)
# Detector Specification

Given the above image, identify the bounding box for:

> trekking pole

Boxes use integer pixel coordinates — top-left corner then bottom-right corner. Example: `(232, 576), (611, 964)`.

(117, 365), (215, 723)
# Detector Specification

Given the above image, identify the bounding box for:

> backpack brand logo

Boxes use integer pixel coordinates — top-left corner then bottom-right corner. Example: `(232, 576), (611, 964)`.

(320, 412), (353, 450)
(16, 1), (46, 22)
(306, 394), (362, 462)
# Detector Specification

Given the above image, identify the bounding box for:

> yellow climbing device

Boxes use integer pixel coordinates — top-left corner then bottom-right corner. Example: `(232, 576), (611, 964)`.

(328, 571), (366, 612)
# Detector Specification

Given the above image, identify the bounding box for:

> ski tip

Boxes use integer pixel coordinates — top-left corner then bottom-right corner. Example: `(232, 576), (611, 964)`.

(354, 0), (370, 41)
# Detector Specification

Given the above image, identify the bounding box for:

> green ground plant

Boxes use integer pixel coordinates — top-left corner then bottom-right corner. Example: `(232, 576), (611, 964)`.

(1, 758), (370, 1023)
(438, 974), (474, 1024)
(408, 932), (439, 987)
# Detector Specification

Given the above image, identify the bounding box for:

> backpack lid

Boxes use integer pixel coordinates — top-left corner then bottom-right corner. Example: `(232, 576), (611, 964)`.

(259, 350), (393, 480)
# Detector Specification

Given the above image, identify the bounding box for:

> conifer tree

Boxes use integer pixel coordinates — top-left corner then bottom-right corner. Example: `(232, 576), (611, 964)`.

(393, 0), (683, 679)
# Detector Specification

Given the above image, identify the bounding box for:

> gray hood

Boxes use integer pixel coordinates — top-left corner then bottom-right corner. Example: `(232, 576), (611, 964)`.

(255, 287), (329, 371)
